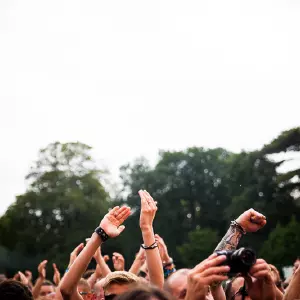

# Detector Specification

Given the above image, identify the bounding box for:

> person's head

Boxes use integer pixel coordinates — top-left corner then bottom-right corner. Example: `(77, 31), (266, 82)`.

(293, 257), (300, 274)
(103, 271), (140, 299)
(39, 280), (55, 298)
(164, 269), (189, 300)
(114, 283), (173, 300)
(0, 279), (33, 300)
(83, 270), (96, 280)
(78, 278), (93, 300)
(225, 277), (250, 300)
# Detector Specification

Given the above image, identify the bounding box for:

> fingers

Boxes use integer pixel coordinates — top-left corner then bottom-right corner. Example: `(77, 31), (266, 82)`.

(201, 265), (230, 277)
(144, 190), (157, 210)
(118, 225), (125, 234)
(249, 259), (267, 274)
(139, 190), (149, 209)
(193, 254), (226, 273)
(109, 206), (120, 216)
(39, 260), (48, 268)
(206, 274), (228, 283)
(73, 243), (84, 254)
(249, 208), (266, 224)
(53, 263), (58, 271)
(117, 207), (131, 222)
(103, 255), (110, 262)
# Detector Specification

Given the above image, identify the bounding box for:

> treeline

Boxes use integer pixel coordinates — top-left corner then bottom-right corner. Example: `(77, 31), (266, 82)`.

(0, 128), (300, 277)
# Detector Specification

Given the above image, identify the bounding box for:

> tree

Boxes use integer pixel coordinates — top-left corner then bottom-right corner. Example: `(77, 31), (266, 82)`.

(260, 217), (300, 269)
(177, 228), (219, 267)
(119, 148), (234, 267)
(0, 142), (110, 274)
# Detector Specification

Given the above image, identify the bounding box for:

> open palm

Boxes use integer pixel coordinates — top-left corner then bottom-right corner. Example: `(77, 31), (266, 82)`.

(100, 206), (131, 238)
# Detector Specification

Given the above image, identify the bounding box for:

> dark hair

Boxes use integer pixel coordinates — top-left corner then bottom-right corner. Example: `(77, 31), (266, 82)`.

(83, 270), (96, 280)
(42, 280), (55, 286)
(114, 284), (173, 300)
(0, 279), (33, 300)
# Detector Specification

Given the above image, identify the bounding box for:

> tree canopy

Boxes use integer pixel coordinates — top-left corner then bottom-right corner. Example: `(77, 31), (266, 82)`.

(1, 128), (300, 274)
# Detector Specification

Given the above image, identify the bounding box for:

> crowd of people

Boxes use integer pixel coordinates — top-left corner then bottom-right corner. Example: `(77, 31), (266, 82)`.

(0, 190), (299, 300)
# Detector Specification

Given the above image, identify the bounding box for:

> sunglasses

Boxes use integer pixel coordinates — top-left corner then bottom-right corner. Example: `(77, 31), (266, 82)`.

(138, 271), (147, 278)
(79, 291), (91, 296)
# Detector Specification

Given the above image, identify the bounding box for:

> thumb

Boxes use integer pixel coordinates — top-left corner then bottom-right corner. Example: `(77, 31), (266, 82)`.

(118, 225), (125, 234)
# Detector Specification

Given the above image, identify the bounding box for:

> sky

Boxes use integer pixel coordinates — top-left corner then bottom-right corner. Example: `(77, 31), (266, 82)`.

(0, 0), (300, 215)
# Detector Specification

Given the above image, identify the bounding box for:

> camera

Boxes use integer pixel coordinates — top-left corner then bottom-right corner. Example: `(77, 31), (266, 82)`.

(215, 247), (256, 275)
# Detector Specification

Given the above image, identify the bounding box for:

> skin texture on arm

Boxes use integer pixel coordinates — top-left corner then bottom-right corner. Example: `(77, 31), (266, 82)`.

(284, 265), (300, 300)
(214, 208), (267, 251)
(59, 206), (131, 300)
(129, 248), (146, 275)
(210, 284), (226, 300)
(139, 190), (164, 289)
(94, 246), (111, 277)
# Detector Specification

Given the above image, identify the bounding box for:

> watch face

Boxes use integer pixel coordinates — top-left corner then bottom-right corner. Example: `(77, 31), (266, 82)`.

(95, 227), (109, 241)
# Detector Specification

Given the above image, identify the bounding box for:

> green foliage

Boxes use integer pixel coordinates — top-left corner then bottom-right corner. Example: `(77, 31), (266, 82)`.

(262, 128), (300, 154)
(0, 142), (110, 275)
(1, 127), (300, 274)
(177, 228), (219, 267)
(260, 217), (300, 269)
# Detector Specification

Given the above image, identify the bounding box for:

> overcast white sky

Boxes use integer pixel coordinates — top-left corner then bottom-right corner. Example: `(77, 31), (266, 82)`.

(1, 0), (300, 215)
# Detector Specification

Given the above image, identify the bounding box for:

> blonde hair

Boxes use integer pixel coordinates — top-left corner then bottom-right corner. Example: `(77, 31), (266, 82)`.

(78, 278), (91, 293)
(103, 271), (140, 291)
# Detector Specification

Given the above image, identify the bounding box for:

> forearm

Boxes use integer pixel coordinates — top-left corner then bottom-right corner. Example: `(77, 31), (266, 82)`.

(129, 258), (143, 275)
(214, 225), (243, 252)
(95, 255), (111, 277)
(211, 284), (226, 300)
(142, 227), (164, 289)
(59, 233), (102, 295)
(284, 272), (300, 300)
(32, 277), (44, 299)
(275, 286), (283, 300)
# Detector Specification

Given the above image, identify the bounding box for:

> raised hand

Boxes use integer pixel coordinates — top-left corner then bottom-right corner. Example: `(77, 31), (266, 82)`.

(139, 190), (157, 230)
(155, 234), (171, 264)
(236, 208), (266, 233)
(244, 259), (276, 300)
(69, 243), (84, 267)
(53, 263), (61, 286)
(18, 271), (29, 286)
(38, 260), (48, 279)
(136, 247), (146, 263)
(185, 254), (229, 300)
(25, 270), (32, 283)
(100, 206), (131, 238)
(112, 252), (125, 271)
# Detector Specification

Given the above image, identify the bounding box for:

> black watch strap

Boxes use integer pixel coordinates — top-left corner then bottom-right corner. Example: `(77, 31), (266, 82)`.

(95, 226), (109, 242)
(141, 242), (158, 250)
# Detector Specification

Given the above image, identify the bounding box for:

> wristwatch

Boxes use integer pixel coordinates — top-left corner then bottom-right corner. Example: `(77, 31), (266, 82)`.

(94, 226), (109, 242)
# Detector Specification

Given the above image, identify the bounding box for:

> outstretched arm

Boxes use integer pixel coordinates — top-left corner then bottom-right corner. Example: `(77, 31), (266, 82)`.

(284, 265), (300, 300)
(59, 206), (131, 300)
(139, 190), (164, 289)
(215, 208), (266, 251)
(129, 248), (146, 275)
(32, 260), (48, 299)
